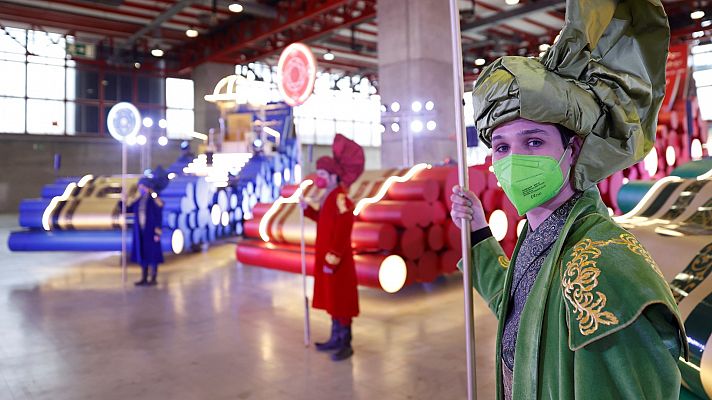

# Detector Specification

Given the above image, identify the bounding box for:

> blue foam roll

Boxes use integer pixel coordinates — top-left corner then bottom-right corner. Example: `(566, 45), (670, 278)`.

(187, 212), (198, 229)
(41, 184), (73, 198)
(164, 211), (179, 229)
(162, 197), (184, 213)
(8, 230), (124, 251)
(54, 177), (80, 185)
(8, 229), (187, 254)
(19, 211), (44, 229)
(161, 177), (195, 198)
(19, 198), (51, 213)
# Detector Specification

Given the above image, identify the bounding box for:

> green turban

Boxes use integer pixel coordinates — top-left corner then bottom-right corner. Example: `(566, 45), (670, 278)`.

(472, 0), (669, 190)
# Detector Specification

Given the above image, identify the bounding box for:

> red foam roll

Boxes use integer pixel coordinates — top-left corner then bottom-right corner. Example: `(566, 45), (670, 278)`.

(235, 240), (397, 290)
(280, 184), (299, 197)
(481, 189), (504, 215)
(412, 165), (454, 182)
(400, 227), (425, 260)
(387, 180), (440, 202)
(439, 249), (460, 274)
(252, 203), (272, 218)
(416, 251), (440, 283)
(351, 222), (398, 251)
(658, 111), (680, 130)
(426, 224), (445, 251)
(431, 202), (447, 224)
(359, 201), (430, 228)
(244, 219), (261, 238)
(443, 166), (489, 209)
(608, 171), (625, 211)
(444, 219), (462, 252)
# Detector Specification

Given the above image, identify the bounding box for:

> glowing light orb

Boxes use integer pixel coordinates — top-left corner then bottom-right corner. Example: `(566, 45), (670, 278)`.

(692, 138), (703, 160)
(171, 229), (184, 254)
(489, 209), (508, 241)
(643, 147), (658, 176)
(379, 255), (408, 293)
(666, 146), (676, 167)
(211, 204), (222, 225)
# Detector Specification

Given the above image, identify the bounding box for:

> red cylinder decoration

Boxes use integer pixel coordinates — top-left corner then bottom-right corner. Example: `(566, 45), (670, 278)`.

(351, 222), (398, 251)
(244, 219), (261, 238)
(280, 184), (299, 197)
(481, 189), (504, 215)
(387, 180), (440, 202)
(235, 240), (404, 290)
(445, 219), (462, 252)
(426, 224), (445, 251)
(359, 201), (430, 228)
(444, 166), (489, 209)
(400, 227), (426, 260)
(431, 201), (447, 224)
(252, 203), (272, 218)
(608, 171), (625, 211)
(440, 249), (460, 274)
(416, 251), (439, 283)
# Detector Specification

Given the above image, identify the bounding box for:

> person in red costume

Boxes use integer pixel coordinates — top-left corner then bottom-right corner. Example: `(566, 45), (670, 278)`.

(301, 134), (365, 362)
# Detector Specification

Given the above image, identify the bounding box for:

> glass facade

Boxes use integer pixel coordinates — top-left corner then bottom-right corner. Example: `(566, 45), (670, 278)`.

(0, 27), (194, 139)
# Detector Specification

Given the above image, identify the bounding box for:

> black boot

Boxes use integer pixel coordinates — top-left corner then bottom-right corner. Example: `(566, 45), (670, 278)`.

(330, 325), (353, 361)
(134, 266), (148, 286)
(146, 265), (158, 286)
(315, 319), (341, 351)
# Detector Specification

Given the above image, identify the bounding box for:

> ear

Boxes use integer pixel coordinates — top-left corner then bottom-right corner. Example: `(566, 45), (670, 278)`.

(569, 136), (583, 162)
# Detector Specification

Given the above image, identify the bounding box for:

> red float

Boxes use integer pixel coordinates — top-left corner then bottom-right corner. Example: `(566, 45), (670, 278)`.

(400, 227), (425, 260)
(351, 222), (398, 251)
(387, 180), (440, 202)
(426, 224), (445, 251)
(416, 251), (439, 283)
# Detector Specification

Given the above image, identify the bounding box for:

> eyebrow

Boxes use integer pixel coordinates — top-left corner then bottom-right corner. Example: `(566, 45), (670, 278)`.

(492, 128), (549, 142)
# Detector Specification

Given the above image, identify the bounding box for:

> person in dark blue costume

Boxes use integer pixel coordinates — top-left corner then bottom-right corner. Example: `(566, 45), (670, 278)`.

(126, 177), (164, 286)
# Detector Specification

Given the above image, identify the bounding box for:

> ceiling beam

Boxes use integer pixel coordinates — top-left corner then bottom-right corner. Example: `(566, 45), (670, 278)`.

(461, 0), (564, 33)
(177, 0), (376, 73)
(127, 0), (195, 44)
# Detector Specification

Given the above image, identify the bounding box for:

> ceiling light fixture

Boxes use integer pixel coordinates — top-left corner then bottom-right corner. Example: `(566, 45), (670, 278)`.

(475, 58), (486, 66)
(692, 10), (706, 20)
(323, 50), (335, 61)
(151, 48), (164, 57)
(229, 3), (244, 13)
(186, 27), (199, 38)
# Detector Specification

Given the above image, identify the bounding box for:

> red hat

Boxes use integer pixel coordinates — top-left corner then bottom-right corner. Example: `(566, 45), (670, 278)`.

(316, 134), (365, 186)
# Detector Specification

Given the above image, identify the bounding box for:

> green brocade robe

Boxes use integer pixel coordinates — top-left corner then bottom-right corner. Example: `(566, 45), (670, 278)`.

(459, 187), (687, 399)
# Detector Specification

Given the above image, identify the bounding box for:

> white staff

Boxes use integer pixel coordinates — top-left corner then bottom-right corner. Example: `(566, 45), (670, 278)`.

(448, 1), (477, 399)
(299, 201), (311, 347)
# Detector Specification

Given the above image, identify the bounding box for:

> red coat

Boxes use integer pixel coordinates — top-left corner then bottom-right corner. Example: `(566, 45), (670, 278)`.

(304, 185), (359, 318)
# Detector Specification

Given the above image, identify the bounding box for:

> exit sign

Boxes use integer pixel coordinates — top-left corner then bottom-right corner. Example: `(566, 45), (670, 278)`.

(67, 43), (96, 59)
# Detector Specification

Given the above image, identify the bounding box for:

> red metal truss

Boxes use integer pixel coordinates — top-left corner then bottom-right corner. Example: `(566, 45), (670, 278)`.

(0, 2), (185, 41)
(177, 0), (376, 73)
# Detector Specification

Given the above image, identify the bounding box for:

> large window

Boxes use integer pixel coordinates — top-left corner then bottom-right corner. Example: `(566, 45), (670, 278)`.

(0, 26), (194, 138)
(234, 63), (382, 147)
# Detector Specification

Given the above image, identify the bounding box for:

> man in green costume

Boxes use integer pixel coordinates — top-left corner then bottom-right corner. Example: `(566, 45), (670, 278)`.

(450, 0), (688, 398)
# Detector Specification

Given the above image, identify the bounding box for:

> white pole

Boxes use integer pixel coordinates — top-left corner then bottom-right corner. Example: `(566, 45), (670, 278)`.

(121, 141), (128, 285)
(297, 136), (311, 347)
(448, 1), (477, 399)
(299, 201), (311, 347)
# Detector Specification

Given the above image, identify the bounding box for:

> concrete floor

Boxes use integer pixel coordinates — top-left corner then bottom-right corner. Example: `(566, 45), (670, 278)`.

(0, 215), (498, 400)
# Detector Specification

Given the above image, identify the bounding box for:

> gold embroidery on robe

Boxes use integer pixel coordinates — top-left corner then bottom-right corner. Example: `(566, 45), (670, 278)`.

(325, 252), (341, 266)
(336, 194), (349, 214)
(498, 256), (510, 269)
(562, 238), (620, 336)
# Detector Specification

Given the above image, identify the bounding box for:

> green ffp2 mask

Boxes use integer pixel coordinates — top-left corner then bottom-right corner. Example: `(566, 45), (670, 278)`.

(492, 147), (571, 216)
